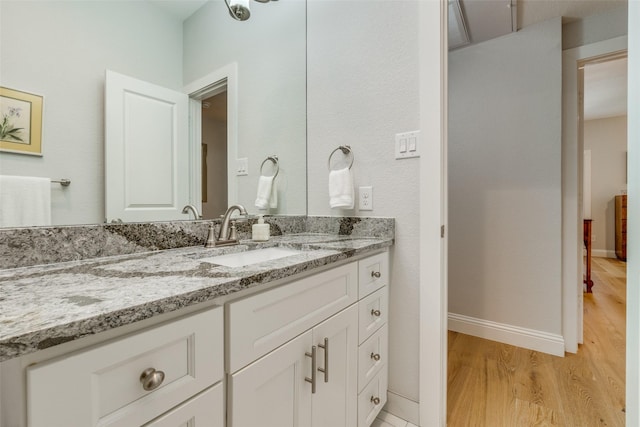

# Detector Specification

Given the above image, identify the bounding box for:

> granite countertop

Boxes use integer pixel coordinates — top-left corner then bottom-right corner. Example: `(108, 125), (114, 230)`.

(0, 233), (392, 362)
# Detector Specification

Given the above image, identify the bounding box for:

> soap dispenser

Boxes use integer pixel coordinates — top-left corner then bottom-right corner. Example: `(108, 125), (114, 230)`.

(252, 215), (270, 241)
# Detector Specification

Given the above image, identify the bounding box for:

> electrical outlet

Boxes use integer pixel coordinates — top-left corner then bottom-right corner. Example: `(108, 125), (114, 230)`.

(592, 235), (596, 242)
(359, 186), (373, 211)
(236, 158), (248, 176)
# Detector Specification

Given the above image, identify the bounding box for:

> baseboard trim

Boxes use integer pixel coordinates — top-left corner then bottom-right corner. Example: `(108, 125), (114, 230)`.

(592, 249), (617, 259)
(384, 390), (419, 426)
(448, 313), (565, 357)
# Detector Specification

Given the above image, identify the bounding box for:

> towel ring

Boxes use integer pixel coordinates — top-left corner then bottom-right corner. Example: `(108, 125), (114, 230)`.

(327, 145), (354, 171)
(260, 155), (279, 178)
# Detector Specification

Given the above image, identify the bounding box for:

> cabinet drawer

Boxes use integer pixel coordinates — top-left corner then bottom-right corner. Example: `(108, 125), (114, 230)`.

(358, 324), (388, 393)
(27, 307), (223, 427)
(228, 262), (358, 373)
(358, 286), (388, 344)
(144, 383), (224, 427)
(358, 368), (388, 427)
(358, 252), (388, 298)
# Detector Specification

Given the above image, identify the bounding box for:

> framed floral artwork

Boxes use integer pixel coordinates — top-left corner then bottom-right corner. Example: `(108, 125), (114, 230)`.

(0, 87), (44, 156)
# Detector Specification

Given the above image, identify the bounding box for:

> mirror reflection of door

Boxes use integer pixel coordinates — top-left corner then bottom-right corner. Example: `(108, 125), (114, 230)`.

(201, 91), (228, 220)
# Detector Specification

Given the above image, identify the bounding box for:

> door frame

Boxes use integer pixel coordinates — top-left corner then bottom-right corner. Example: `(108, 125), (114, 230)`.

(562, 36), (627, 354)
(626, 3), (639, 423)
(183, 63), (239, 211)
(418, 0), (448, 426)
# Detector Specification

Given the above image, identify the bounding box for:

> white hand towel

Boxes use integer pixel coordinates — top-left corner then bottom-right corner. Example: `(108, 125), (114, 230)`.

(329, 167), (354, 209)
(0, 175), (51, 227)
(255, 175), (277, 209)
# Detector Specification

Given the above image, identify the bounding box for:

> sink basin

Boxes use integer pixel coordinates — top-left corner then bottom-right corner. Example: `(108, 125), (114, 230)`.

(200, 247), (304, 267)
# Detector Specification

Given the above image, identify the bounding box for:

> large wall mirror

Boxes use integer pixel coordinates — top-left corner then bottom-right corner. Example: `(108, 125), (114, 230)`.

(0, 0), (306, 227)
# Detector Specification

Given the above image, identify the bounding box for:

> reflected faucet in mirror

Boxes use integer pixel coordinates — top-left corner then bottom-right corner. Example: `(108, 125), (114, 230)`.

(182, 204), (202, 220)
(205, 204), (248, 248)
(225, 0), (278, 22)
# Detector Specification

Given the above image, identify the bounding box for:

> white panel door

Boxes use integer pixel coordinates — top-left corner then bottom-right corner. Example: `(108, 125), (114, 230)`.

(105, 70), (190, 222)
(311, 305), (358, 427)
(229, 331), (313, 427)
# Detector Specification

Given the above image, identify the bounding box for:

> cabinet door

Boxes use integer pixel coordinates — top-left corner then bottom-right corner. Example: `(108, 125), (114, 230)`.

(312, 305), (358, 427)
(229, 331), (313, 427)
(143, 383), (223, 427)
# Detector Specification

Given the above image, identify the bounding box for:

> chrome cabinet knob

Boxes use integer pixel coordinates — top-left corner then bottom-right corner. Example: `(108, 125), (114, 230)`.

(140, 368), (165, 391)
(371, 309), (381, 317)
(371, 271), (381, 278)
(371, 396), (381, 405)
(371, 352), (381, 361)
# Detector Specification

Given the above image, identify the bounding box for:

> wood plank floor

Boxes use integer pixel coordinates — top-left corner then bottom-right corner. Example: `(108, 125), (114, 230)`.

(447, 257), (626, 426)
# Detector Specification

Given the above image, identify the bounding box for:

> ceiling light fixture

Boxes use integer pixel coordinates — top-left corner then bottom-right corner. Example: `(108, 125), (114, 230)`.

(224, 0), (277, 22)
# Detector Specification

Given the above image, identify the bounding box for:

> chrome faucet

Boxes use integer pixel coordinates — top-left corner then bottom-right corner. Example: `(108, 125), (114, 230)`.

(182, 204), (202, 220)
(205, 204), (248, 247)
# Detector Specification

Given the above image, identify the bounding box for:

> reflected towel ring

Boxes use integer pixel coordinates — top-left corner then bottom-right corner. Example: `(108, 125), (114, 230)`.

(327, 145), (354, 171)
(260, 155), (279, 178)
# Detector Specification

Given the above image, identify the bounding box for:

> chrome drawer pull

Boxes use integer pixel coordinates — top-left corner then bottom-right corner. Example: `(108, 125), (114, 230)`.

(371, 352), (381, 361)
(371, 271), (381, 278)
(318, 337), (329, 383)
(140, 368), (165, 391)
(305, 346), (317, 394)
(371, 396), (381, 405)
(371, 309), (381, 317)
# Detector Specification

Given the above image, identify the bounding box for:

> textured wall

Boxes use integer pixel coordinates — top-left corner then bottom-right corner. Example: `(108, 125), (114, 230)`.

(307, 0), (421, 403)
(0, 1), (183, 225)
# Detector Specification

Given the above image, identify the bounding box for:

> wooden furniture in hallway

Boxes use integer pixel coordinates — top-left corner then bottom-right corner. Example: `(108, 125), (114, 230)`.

(584, 219), (593, 292)
(447, 257), (626, 426)
(615, 195), (627, 261)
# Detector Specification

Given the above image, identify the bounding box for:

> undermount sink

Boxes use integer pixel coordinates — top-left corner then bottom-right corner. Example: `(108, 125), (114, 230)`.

(200, 247), (304, 268)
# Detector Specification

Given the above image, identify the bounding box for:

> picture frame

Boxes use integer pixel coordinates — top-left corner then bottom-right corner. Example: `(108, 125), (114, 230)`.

(0, 86), (44, 156)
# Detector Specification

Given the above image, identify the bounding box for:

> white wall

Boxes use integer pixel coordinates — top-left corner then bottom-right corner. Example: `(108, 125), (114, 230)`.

(584, 116), (628, 257)
(307, 0), (421, 414)
(183, 0), (306, 215)
(448, 18), (564, 353)
(0, 1), (183, 225)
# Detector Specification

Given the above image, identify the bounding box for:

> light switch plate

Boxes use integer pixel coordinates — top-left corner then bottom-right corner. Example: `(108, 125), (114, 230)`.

(395, 131), (420, 159)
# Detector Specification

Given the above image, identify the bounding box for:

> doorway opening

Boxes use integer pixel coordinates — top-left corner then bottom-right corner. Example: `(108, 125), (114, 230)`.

(200, 90), (228, 219)
(184, 63), (239, 220)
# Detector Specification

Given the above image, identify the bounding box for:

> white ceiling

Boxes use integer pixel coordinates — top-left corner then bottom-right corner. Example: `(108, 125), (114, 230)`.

(517, 0), (626, 29)
(147, 0), (208, 21)
(584, 57), (627, 120)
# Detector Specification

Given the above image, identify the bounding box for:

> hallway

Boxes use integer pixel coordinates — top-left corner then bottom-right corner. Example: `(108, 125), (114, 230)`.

(447, 257), (626, 426)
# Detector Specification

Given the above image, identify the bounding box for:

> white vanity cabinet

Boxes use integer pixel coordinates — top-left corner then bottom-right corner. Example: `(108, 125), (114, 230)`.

(356, 252), (389, 427)
(2, 250), (390, 427)
(26, 307), (224, 427)
(227, 251), (389, 427)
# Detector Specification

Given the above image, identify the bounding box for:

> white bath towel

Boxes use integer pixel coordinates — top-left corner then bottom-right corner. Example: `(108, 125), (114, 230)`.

(0, 175), (51, 227)
(255, 175), (277, 209)
(329, 167), (354, 209)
